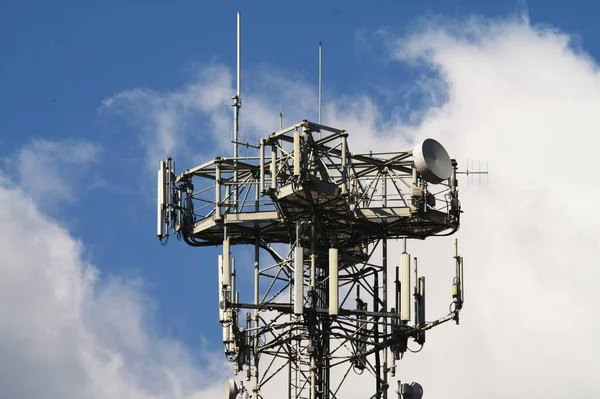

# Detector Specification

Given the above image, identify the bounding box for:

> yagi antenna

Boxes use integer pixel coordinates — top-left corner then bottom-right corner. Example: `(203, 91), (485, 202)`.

(458, 159), (489, 186)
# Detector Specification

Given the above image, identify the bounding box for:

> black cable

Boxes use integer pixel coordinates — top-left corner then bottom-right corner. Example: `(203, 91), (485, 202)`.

(407, 343), (423, 353)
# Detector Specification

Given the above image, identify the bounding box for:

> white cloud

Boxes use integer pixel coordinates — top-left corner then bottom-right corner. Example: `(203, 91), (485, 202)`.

(216, 15), (600, 398)
(0, 174), (229, 399)
(100, 63), (324, 171)
(100, 64), (233, 170)
(376, 15), (600, 398)
(9, 139), (101, 207)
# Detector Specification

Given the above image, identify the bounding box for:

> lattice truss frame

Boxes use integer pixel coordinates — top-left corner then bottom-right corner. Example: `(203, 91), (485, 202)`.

(157, 120), (465, 399)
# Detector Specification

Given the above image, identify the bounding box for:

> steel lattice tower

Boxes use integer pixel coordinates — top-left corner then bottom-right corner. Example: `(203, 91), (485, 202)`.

(157, 13), (466, 399)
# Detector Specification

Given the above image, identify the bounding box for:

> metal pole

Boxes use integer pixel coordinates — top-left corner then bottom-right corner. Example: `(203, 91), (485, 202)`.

(233, 12), (242, 210)
(237, 13), (241, 103)
(310, 219), (317, 399)
(259, 139), (265, 193)
(254, 169), (260, 398)
(253, 236), (260, 397)
(318, 41), (323, 127)
(382, 169), (388, 399)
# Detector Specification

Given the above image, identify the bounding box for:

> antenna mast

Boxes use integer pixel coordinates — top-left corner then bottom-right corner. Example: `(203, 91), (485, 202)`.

(233, 12), (242, 210)
(318, 40), (323, 126)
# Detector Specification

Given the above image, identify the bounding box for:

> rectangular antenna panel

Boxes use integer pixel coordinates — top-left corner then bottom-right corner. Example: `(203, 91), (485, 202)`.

(294, 246), (304, 315)
(157, 161), (166, 237)
(293, 129), (300, 176)
(218, 255), (224, 322)
(329, 248), (339, 316)
(223, 239), (230, 287)
(401, 253), (411, 322)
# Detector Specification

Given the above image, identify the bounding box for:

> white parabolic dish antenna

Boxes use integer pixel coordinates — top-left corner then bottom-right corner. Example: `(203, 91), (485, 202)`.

(412, 138), (452, 184)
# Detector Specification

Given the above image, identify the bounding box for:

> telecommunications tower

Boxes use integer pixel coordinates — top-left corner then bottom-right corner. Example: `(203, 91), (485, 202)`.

(157, 13), (466, 399)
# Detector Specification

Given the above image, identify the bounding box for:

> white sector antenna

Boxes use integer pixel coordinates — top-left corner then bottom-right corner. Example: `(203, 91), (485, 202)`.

(413, 138), (452, 184)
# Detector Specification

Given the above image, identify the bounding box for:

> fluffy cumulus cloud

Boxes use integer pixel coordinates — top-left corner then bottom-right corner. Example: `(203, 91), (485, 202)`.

(374, 15), (600, 398)
(4, 12), (600, 399)
(0, 167), (228, 398)
(7, 139), (102, 208)
(100, 64), (234, 170)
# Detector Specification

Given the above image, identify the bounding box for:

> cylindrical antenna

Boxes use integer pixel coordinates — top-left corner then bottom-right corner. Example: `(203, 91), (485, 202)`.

(218, 255), (225, 322)
(215, 162), (222, 219)
(400, 252), (411, 322)
(417, 276), (426, 345)
(157, 161), (166, 238)
(223, 321), (230, 345)
(395, 265), (400, 316)
(229, 322), (236, 353)
(259, 140), (265, 193)
(293, 129), (301, 177)
(231, 257), (236, 303)
(329, 248), (339, 316)
(419, 277), (426, 322)
(223, 238), (231, 287)
(413, 256), (418, 293)
(270, 143), (277, 190)
(318, 41), (323, 126)
(413, 257), (418, 321)
(294, 246), (304, 315)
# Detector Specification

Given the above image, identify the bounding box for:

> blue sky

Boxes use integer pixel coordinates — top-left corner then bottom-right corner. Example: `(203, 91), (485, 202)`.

(2, 1), (600, 398)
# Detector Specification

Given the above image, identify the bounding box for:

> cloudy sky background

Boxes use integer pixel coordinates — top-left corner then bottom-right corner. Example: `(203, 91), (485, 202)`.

(1, 1), (599, 398)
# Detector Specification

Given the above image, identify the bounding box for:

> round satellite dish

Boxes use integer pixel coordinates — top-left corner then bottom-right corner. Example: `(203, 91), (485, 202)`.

(227, 379), (239, 399)
(412, 138), (452, 184)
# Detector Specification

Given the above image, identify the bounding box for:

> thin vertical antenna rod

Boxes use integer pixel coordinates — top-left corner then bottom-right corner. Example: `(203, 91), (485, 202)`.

(318, 41), (323, 127)
(237, 12), (241, 104)
(233, 12), (242, 210)
(279, 102), (283, 130)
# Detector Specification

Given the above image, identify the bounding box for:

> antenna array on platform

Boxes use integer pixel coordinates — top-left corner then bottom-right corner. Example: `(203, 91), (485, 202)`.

(156, 12), (469, 399)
